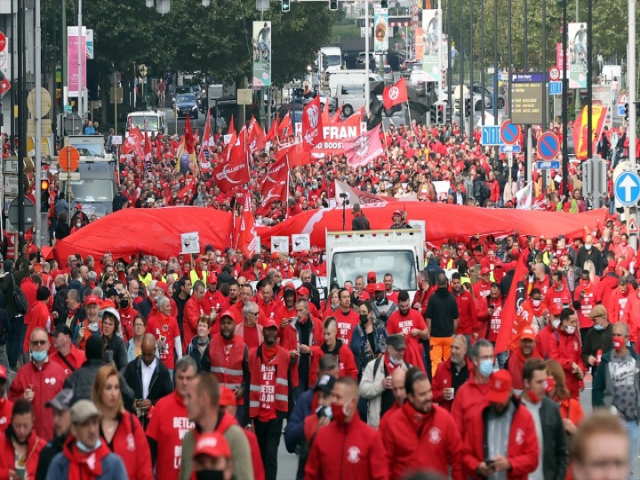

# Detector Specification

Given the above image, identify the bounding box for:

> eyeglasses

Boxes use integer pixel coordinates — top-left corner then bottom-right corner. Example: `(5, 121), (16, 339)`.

(31, 340), (47, 346)
(249, 311), (259, 315)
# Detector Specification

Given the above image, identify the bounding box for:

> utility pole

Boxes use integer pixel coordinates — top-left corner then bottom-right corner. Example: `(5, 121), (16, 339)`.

(628, 0), (637, 249)
(561, 0), (569, 195)
(364, 0), (370, 114)
(77, 0), (83, 120)
(17, 0), (25, 256)
(62, 0), (67, 108)
(35, 0), (42, 247)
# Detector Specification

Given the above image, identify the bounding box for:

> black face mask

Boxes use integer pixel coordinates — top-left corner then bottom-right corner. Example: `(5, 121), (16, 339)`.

(196, 470), (225, 480)
(359, 314), (368, 326)
(120, 299), (129, 308)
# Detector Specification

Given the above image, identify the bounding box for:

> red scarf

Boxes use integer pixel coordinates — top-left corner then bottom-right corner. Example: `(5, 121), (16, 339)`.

(261, 343), (278, 363)
(401, 401), (433, 434)
(63, 438), (112, 480)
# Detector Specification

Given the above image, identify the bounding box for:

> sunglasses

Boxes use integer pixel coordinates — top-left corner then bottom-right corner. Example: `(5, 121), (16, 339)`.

(31, 340), (47, 346)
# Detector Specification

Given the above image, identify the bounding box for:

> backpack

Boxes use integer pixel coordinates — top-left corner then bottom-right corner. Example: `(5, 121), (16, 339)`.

(11, 273), (29, 315)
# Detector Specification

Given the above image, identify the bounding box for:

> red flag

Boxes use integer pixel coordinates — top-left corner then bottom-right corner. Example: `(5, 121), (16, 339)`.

(248, 117), (266, 153)
(330, 106), (343, 124)
(234, 193), (258, 258)
(228, 114), (236, 136)
(322, 102), (330, 126)
(198, 109), (212, 170)
(342, 108), (364, 129)
(495, 256), (529, 354)
(184, 114), (195, 154)
(343, 124), (384, 168)
(301, 96), (324, 151)
(213, 129), (250, 193)
(572, 105), (607, 161)
(265, 113), (279, 143)
(276, 142), (312, 168)
(122, 127), (144, 156)
(258, 154), (289, 215)
(277, 112), (292, 139)
(382, 77), (408, 109)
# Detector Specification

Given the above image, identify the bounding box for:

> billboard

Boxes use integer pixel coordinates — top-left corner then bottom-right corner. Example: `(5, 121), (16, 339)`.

(373, 7), (389, 54)
(67, 26), (87, 97)
(421, 9), (441, 82)
(252, 21), (271, 88)
(568, 22), (587, 89)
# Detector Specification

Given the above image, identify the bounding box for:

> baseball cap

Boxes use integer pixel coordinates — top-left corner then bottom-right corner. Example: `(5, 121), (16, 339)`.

(367, 271), (377, 282)
(589, 305), (608, 319)
(75, 204), (82, 210)
(487, 370), (513, 404)
(156, 281), (168, 294)
(52, 324), (73, 337)
(0, 365), (6, 381)
(386, 334), (406, 351)
(84, 294), (101, 306)
(70, 400), (101, 424)
(219, 311), (234, 322)
(314, 374), (336, 394)
(511, 247), (520, 258)
(392, 209), (403, 218)
(262, 317), (278, 329)
(297, 286), (310, 297)
(374, 282), (385, 292)
(207, 273), (218, 284)
(219, 387), (237, 407)
(520, 326), (536, 341)
(480, 266), (490, 275)
(46, 388), (75, 411)
(193, 432), (231, 460)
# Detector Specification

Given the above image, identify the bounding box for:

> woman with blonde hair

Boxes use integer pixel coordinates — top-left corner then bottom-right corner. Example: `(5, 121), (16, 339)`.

(92, 364), (153, 480)
(323, 288), (340, 315)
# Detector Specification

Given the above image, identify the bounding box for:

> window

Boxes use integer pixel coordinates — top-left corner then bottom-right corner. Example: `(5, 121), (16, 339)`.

(128, 116), (159, 131)
(70, 180), (114, 202)
(330, 250), (417, 291)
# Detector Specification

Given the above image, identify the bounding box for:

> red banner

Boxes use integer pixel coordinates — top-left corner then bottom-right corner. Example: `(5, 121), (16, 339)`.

(383, 77), (408, 109)
(258, 155), (289, 215)
(301, 96), (324, 151)
(573, 105), (607, 160)
(213, 129), (250, 192)
(344, 124), (385, 167)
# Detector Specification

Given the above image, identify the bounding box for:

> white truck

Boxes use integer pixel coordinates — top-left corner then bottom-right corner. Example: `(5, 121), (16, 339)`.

(319, 46), (344, 73)
(328, 71), (383, 97)
(325, 228), (425, 297)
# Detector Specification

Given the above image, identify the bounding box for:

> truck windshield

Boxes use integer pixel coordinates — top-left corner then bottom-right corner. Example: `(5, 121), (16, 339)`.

(326, 55), (341, 67)
(128, 116), (159, 131)
(330, 250), (417, 290)
(70, 179), (114, 202)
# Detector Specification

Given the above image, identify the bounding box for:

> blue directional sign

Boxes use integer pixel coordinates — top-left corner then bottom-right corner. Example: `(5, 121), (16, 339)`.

(615, 171), (640, 207)
(548, 81), (562, 96)
(536, 161), (561, 170)
(500, 145), (521, 153)
(618, 105), (626, 116)
(481, 126), (502, 146)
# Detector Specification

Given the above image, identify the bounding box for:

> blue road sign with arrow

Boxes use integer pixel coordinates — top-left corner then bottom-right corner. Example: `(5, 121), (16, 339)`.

(481, 126), (502, 146)
(615, 171), (640, 207)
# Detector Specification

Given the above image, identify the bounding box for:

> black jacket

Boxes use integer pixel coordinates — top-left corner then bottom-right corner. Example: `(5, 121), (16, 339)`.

(122, 356), (173, 428)
(64, 359), (134, 406)
(52, 285), (69, 322)
(103, 334), (128, 372)
(425, 287), (459, 337)
(538, 397), (569, 480)
(581, 323), (614, 377)
(0, 260), (30, 320)
(35, 434), (66, 480)
(351, 213), (370, 231)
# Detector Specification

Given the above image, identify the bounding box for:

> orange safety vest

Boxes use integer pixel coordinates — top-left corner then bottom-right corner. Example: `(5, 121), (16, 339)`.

(209, 334), (247, 404)
(248, 345), (289, 418)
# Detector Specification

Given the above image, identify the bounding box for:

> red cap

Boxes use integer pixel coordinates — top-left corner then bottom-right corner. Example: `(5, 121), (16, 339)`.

(219, 387), (237, 407)
(374, 282), (385, 292)
(156, 282), (168, 294)
(367, 271), (377, 282)
(262, 317), (278, 329)
(297, 286), (310, 297)
(487, 370), (513, 403)
(520, 326), (536, 341)
(76, 204), (82, 210)
(100, 299), (116, 310)
(392, 209), (403, 217)
(84, 294), (101, 306)
(219, 311), (235, 322)
(0, 365), (6, 380)
(511, 247), (520, 258)
(480, 266), (490, 275)
(193, 432), (231, 460)
(207, 273), (218, 284)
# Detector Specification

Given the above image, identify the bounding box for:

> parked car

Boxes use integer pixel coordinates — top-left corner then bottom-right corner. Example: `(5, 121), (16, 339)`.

(174, 93), (199, 119)
(472, 84), (505, 109)
(356, 52), (377, 71)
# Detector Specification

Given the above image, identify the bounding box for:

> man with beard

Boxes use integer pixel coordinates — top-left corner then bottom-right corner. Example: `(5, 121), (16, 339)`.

(380, 367), (464, 480)
(505, 326), (542, 394)
(450, 273), (477, 347)
(172, 277), (192, 339)
(432, 334), (473, 412)
(371, 283), (397, 325)
(309, 317), (358, 386)
(462, 370), (539, 479)
(209, 312), (249, 424)
(388, 291), (430, 373)
(247, 318), (292, 480)
(34, 388), (75, 480)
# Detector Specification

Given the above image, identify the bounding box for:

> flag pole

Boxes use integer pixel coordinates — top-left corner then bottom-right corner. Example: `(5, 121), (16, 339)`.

(406, 100), (412, 129)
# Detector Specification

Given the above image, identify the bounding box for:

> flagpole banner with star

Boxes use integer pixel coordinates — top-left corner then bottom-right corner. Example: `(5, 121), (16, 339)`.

(252, 21), (272, 88)
(421, 9), (441, 82)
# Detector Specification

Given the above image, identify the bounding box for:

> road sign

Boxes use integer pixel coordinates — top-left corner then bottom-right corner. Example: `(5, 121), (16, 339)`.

(139, 64), (148, 78)
(614, 171), (640, 207)
(537, 132), (560, 160)
(549, 66), (560, 81)
(499, 120), (520, 145)
(618, 93), (628, 106)
(0, 32), (6, 53)
(481, 126), (502, 146)
(549, 81), (562, 96)
(58, 146), (80, 172)
(0, 78), (11, 99)
(536, 160), (561, 170)
(8, 197), (36, 230)
(500, 145), (521, 153)
(618, 105), (626, 117)
(629, 217), (640, 235)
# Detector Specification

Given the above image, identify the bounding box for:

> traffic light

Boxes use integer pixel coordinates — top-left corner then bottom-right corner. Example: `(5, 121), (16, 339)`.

(625, 103), (629, 121)
(282, 0), (290, 12)
(329, 0), (338, 10)
(380, 0), (388, 7)
(41, 178), (50, 210)
(437, 104), (445, 124)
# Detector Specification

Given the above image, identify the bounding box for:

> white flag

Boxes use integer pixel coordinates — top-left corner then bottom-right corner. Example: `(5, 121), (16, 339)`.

(515, 182), (533, 210)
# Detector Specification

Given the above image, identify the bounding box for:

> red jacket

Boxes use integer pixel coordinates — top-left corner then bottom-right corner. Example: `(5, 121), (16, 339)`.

(462, 398), (539, 480)
(381, 403), (464, 480)
(536, 323), (556, 360)
(452, 289), (477, 335)
(596, 273), (620, 308)
(574, 282), (597, 329)
(8, 360), (66, 440)
(309, 341), (358, 386)
(0, 398), (13, 434)
(505, 348), (543, 391)
(305, 415), (389, 480)
(548, 329), (587, 399)
(49, 345), (87, 377)
(183, 296), (204, 349)
(432, 358), (474, 411)
(608, 286), (636, 324)
(24, 302), (52, 352)
(450, 376), (490, 432)
(107, 411), (153, 480)
(0, 428), (45, 480)
(543, 286), (573, 317)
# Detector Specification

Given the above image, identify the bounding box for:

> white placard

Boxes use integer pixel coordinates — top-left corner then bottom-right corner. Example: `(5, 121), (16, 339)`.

(254, 236), (261, 254)
(181, 232), (200, 254)
(271, 236), (289, 254)
(112, 135), (123, 145)
(291, 234), (311, 252)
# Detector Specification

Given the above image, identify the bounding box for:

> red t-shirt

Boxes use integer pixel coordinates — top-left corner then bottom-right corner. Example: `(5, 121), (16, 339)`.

(150, 315), (181, 369)
(257, 361), (278, 423)
(333, 309), (360, 346)
(243, 325), (260, 351)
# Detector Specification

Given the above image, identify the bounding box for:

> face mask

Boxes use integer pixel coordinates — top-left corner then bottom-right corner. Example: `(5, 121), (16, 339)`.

(565, 326), (576, 335)
(76, 438), (101, 453)
(131, 293), (138, 299)
(31, 350), (47, 362)
(359, 314), (368, 325)
(613, 335), (625, 351)
(585, 244), (592, 250)
(532, 299), (541, 307)
(593, 324), (604, 331)
(479, 358), (494, 377)
(88, 322), (100, 333)
(120, 299), (129, 308)
(153, 295), (159, 302)
(580, 279), (590, 287)
(545, 376), (556, 395)
(316, 405), (333, 419)
(552, 319), (561, 329)
(331, 401), (350, 423)
(196, 471), (225, 480)
(76, 222), (81, 227)
(527, 389), (542, 404)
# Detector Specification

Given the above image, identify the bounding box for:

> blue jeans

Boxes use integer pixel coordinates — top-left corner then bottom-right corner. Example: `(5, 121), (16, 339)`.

(7, 316), (24, 369)
(624, 418), (639, 479)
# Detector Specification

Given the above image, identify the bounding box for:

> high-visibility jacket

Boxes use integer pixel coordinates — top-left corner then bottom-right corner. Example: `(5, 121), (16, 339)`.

(248, 345), (289, 419)
(209, 334), (248, 405)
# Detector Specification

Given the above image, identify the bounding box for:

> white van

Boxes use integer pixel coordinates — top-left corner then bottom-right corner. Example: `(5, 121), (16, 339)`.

(336, 84), (367, 117)
(125, 111), (167, 137)
(328, 71), (383, 97)
(320, 46), (343, 73)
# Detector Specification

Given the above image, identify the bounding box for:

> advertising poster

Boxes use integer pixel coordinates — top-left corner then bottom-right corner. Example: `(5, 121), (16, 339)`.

(252, 21), (271, 88)
(373, 7), (389, 54)
(421, 9), (441, 82)
(568, 22), (587, 89)
(67, 26), (86, 96)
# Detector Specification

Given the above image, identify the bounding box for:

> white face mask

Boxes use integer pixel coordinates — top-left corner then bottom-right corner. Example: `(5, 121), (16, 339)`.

(552, 319), (561, 329)
(565, 325), (576, 335)
(532, 299), (541, 307)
